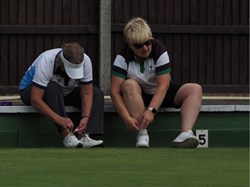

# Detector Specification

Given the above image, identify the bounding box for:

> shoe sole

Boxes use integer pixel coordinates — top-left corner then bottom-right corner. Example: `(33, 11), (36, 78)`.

(136, 145), (149, 148)
(172, 138), (199, 148)
(76, 143), (83, 148)
(90, 142), (104, 148)
(136, 143), (149, 148)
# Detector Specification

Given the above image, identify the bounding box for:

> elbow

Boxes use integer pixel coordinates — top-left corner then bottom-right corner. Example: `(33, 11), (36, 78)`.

(30, 97), (39, 108)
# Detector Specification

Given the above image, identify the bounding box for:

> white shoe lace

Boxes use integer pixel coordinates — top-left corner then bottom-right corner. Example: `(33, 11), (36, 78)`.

(82, 132), (92, 142)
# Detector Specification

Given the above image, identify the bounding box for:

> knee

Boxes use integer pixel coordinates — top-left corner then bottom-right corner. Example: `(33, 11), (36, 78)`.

(189, 83), (203, 98)
(121, 79), (141, 95)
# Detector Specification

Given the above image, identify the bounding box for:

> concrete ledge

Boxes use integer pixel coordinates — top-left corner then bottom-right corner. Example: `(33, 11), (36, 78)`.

(0, 95), (249, 113)
(0, 104), (249, 113)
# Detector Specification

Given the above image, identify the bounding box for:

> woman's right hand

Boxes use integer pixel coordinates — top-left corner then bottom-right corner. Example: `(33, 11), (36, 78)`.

(124, 116), (140, 132)
(55, 116), (74, 131)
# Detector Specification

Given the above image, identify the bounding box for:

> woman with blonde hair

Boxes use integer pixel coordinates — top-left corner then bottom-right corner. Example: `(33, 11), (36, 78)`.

(111, 17), (202, 148)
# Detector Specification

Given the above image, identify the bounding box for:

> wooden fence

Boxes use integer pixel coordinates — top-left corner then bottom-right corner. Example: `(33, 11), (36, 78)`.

(111, 0), (249, 93)
(0, 0), (249, 94)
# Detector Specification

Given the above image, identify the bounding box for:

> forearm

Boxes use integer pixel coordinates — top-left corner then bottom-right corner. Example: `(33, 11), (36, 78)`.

(147, 73), (170, 110)
(149, 89), (167, 110)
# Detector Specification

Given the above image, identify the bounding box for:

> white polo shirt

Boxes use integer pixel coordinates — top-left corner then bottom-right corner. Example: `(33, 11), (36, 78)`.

(19, 48), (93, 96)
(112, 39), (171, 95)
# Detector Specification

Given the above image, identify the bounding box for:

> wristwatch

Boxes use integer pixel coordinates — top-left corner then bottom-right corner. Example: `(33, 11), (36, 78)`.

(148, 107), (158, 114)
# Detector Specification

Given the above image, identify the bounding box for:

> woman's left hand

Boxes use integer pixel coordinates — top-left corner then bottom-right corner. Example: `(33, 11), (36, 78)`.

(139, 110), (154, 129)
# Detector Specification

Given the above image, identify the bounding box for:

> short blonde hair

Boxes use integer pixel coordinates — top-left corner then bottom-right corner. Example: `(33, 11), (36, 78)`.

(124, 17), (153, 45)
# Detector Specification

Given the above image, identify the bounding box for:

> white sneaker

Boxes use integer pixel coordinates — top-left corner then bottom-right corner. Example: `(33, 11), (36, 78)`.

(79, 133), (103, 148)
(63, 133), (83, 148)
(172, 130), (199, 148)
(136, 129), (149, 148)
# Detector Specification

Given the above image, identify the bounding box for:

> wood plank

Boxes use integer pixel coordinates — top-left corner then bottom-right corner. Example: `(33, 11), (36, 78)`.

(17, 35), (27, 84)
(123, 0), (132, 22)
(139, 0), (148, 19)
(54, 0), (63, 24)
(111, 24), (249, 34)
(148, 0), (157, 22)
(165, 0), (174, 24)
(27, 0), (35, 25)
(191, 0), (198, 24)
(79, 0), (89, 24)
(0, 35), (9, 85)
(206, 35), (215, 84)
(9, 0), (17, 24)
(44, 0), (52, 24)
(172, 35), (182, 82)
(182, 34), (190, 82)
(156, 0), (165, 24)
(190, 34), (199, 82)
(231, 35), (240, 85)
(0, 25), (98, 34)
(88, 0), (98, 24)
(71, 0), (79, 25)
(198, 35), (207, 84)
(239, 35), (249, 84)
(223, 35), (231, 84)
(224, 0), (232, 25)
(240, 0), (249, 25)
(174, 0), (182, 24)
(214, 0), (224, 84)
(198, 0), (207, 24)
(183, 0), (191, 24)
(0, 0), (9, 24)
(214, 35), (223, 84)
(114, 0), (123, 23)
(62, 0), (71, 24)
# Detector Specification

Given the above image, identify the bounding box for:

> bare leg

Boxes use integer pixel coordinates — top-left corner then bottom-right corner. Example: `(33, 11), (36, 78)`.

(174, 83), (202, 132)
(121, 79), (145, 122)
(121, 79), (150, 147)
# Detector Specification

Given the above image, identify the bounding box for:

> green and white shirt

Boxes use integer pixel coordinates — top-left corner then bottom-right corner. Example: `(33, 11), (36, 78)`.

(112, 39), (171, 94)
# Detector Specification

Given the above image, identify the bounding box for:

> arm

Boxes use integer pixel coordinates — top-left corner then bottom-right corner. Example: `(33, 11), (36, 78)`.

(149, 73), (170, 110)
(139, 73), (170, 129)
(75, 83), (93, 134)
(31, 86), (74, 132)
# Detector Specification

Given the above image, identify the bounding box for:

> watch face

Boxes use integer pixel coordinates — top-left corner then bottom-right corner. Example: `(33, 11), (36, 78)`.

(152, 108), (157, 114)
(148, 107), (157, 114)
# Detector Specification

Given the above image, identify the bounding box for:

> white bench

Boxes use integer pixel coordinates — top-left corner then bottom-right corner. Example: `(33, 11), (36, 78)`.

(0, 95), (249, 113)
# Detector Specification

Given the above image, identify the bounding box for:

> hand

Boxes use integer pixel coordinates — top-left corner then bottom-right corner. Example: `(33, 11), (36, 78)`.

(124, 116), (140, 132)
(139, 110), (154, 130)
(56, 116), (74, 131)
(74, 117), (89, 134)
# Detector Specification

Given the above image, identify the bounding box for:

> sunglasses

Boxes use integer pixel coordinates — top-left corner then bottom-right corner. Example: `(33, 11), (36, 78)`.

(133, 40), (152, 49)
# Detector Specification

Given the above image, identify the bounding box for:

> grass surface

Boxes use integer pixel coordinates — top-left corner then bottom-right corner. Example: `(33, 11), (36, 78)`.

(0, 148), (249, 187)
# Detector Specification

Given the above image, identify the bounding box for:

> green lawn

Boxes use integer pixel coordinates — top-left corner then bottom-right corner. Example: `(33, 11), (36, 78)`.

(0, 148), (248, 187)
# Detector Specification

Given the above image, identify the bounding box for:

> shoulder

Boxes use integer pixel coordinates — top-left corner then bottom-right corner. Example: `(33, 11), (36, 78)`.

(83, 53), (91, 63)
(117, 43), (134, 62)
(150, 39), (168, 60)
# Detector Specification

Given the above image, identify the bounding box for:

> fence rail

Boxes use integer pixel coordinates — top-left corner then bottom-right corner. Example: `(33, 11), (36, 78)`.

(0, 0), (249, 95)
